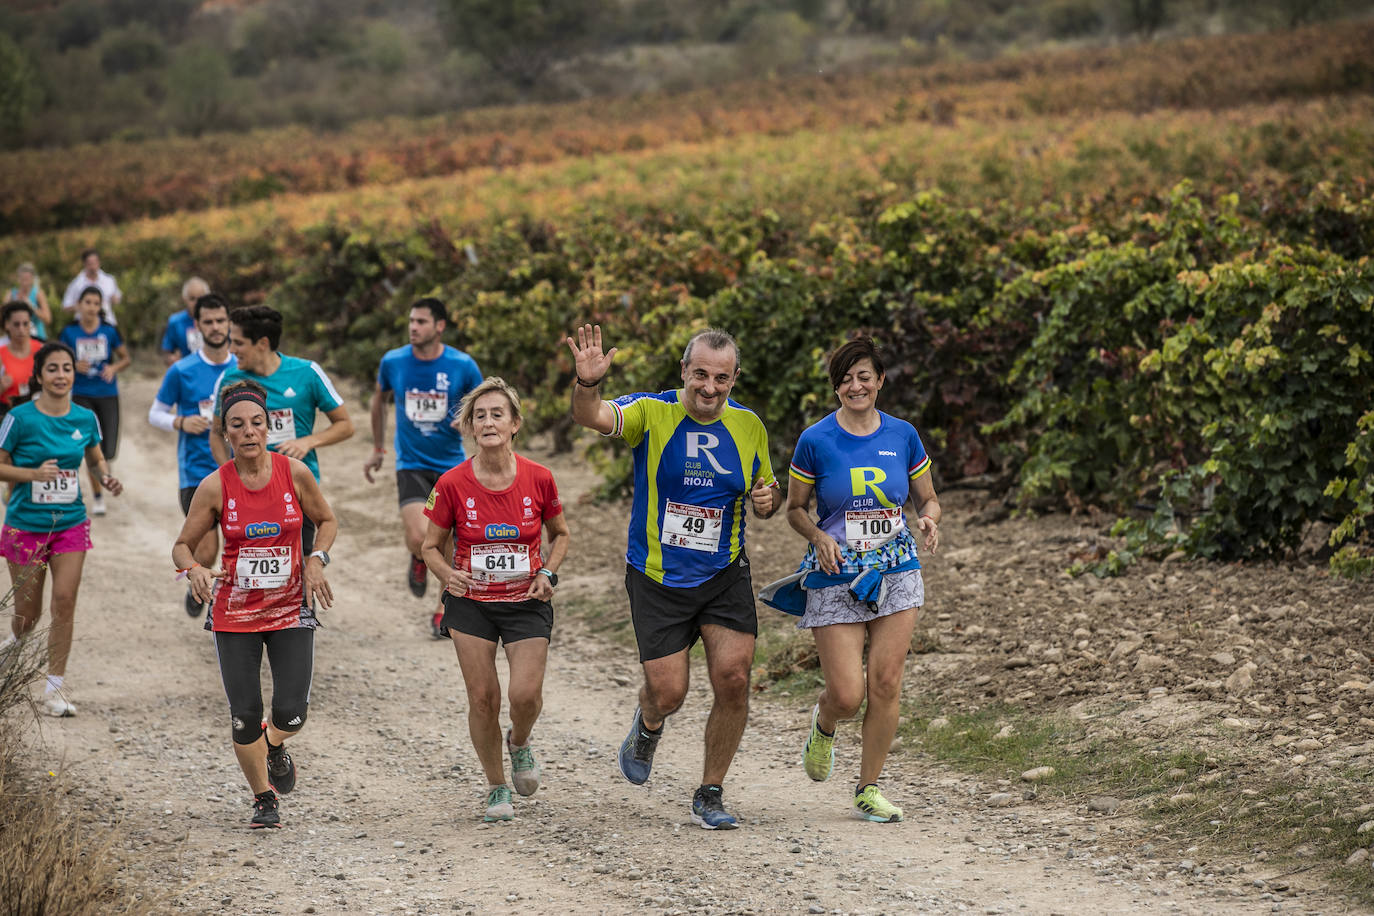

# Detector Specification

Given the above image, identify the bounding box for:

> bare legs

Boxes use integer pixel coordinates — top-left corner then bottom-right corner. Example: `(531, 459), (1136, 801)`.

(451, 632), (549, 786)
(7, 550), (86, 677)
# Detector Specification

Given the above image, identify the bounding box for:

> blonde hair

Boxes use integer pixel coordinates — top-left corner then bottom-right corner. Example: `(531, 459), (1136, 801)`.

(182, 276), (210, 300)
(457, 377), (523, 434)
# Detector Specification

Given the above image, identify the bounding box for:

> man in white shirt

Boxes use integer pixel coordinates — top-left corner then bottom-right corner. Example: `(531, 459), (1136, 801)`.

(61, 248), (121, 325)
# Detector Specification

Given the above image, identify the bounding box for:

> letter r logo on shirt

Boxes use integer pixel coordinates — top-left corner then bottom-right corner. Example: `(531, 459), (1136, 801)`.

(850, 467), (896, 508)
(686, 431), (731, 474)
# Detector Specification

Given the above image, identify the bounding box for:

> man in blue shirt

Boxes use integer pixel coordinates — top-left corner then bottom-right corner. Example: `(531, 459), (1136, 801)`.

(362, 298), (482, 638)
(149, 293), (236, 616)
(160, 276), (211, 365)
(211, 305), (354, 556)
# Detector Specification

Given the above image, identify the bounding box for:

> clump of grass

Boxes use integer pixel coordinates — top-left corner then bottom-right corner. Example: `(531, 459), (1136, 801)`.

(1, 609), (154, 915)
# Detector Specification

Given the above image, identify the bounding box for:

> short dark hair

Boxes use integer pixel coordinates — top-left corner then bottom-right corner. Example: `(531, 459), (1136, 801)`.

(827, 336), (886, 391)
(229, 305), (283, 351)
(1, 300), (33, 326)
(195, 292), (231, 321)
(681, 328), (740, 373)
(80, 248), (99, 262)
(78, 285), (103, 303)
(31, 341), (76, 394)
(411, 297), (448, 325)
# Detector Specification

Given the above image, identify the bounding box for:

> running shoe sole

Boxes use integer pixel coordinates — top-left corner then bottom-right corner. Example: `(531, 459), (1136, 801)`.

(690, 812), (739, 830)
(184, 589), (204, 618)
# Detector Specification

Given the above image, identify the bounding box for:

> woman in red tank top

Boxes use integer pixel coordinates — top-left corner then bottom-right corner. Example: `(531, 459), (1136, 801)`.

(172, 379), (337, 829)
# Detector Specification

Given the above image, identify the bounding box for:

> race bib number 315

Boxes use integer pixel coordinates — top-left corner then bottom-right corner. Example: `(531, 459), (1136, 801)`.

(33, 469), (79, 505)
(661, 501), (723, 553)
(236, 546), (292, 590)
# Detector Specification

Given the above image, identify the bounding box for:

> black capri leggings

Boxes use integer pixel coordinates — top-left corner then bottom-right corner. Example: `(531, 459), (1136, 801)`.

(214, 628), (315, 745)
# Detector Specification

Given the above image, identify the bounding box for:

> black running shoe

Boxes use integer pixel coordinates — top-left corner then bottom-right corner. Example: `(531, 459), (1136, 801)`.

(431, 610), (445, 640)
(266, 742), (296, 795)
(408, 555), (427, 598)
(250, 790), (280, 828)
(184, 588), (204, 618)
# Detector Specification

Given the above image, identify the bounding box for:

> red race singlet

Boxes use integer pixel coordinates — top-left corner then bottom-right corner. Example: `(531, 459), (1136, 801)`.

(210, 452), (308, 632)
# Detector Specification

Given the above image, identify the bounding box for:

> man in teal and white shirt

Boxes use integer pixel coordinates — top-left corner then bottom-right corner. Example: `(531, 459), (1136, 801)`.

(212, 305), (354, 554)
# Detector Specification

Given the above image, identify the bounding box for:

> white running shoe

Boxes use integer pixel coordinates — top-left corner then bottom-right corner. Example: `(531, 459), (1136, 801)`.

(91, 494), (106, 517)
(44, 694), (77, 717)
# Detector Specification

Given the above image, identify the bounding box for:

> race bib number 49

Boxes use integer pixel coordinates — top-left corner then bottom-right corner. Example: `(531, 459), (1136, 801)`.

(236, 546), (292, 590)
(33, 469), (78, 504)
(471, 543), (530, 582)
(844, 508), (904, 552)
(266, 408), (294, 446)
(661, 501), (723, 553)
(405, 390), (448, 425)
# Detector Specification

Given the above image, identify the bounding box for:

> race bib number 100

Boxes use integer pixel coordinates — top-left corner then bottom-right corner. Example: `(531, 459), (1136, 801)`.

(236, 546), (292, 590)
(844, 508), (904, 552)
(661, 501), (723, 553)
(267, 408), (294, 446)
(33, 469), (79, 505)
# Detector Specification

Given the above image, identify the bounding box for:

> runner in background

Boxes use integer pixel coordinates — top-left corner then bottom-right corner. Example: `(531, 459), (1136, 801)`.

(160, 276), (210, 365)
(60, 248), (120, 326)
(0, 301), (42, 419)
(362, 298), (481, 639)
(211, 305), (353, 558)
(6, 263), (52, 340)
(149, 293), (236, 617)
(58, 286), (129, 517)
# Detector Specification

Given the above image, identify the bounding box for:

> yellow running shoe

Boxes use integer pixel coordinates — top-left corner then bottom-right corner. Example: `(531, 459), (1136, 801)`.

(802, 704), (835, 782)
(853, 784), (904, 823)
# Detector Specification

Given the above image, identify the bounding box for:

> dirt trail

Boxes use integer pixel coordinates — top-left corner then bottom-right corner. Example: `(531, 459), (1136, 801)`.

(23, 370), (1345, 915)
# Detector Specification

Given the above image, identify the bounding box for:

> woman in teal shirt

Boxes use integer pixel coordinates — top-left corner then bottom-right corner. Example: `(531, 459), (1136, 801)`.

(0, 341), (123, 717)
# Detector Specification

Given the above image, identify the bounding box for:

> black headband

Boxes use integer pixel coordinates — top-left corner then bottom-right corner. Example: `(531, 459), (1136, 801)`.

(222, 388), (267, 416)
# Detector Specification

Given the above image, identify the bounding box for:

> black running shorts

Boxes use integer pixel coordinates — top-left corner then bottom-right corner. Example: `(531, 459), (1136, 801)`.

(179, 486), (196, 516)
(624, 555), (757, 663)
(396, 468), (442, 508)
(441, 593), (553, 644)
(73, 395), (119, 461)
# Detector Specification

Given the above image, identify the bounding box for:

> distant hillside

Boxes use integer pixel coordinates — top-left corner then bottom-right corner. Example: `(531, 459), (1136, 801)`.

(0, 0), (1372, 150)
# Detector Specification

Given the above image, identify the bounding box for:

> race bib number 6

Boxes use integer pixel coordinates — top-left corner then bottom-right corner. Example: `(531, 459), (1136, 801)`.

(844, 508), (904, 552)
(471, 543), (530, 582)
(33, 469), (79, 505)
(236, 546), (292, 590)
(661, 501), (723, 553)
(266, 408), (294, 446)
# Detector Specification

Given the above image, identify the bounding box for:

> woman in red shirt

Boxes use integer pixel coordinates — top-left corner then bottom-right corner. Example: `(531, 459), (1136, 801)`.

(0, 301), (42, 415)
(421, 377), (569, 823)
(172, 379), (337, 829)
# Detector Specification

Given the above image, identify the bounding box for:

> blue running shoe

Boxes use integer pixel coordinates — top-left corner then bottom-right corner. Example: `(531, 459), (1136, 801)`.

(617, 706), (661, 785)
(691, 784), (738, 830)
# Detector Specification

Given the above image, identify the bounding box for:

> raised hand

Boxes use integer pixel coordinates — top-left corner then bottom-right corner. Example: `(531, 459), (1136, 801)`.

(565, 323), (618, 385)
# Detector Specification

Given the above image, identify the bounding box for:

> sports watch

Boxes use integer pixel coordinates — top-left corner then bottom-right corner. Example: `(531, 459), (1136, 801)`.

(538, 568), (558, 587)
(310, 550), (331, 567)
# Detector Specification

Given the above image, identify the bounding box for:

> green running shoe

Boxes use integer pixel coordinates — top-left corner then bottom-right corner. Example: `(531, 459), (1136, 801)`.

(507, 729), (541, 796)
(853, 784), (904, 823)
(803, 704), (835, 782)
(483, 784), (514, 822)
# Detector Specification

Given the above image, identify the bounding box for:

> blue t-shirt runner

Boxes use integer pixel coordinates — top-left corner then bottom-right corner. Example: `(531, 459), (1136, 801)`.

(59, 322), (123, 399)
(0, 400), (102, 533)
(377, 344), (482, 471)
(153, 350), (237, 490)
(214, 354), (344, 481)
(161, 310), (202, 359)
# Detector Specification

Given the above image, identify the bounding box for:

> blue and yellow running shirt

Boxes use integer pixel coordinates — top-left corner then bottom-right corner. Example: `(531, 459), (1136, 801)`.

(609, 390), (776, 587)
(789, 410), (931, 574)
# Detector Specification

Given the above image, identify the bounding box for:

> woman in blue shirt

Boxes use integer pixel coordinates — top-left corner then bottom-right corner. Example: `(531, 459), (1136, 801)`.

(782, 336), (941, 824)
(0, 341), (123, 717)
(59, 286), (129, 517)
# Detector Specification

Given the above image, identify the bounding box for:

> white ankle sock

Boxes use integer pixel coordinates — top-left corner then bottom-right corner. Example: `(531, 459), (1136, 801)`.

(45, 674), (63, 694)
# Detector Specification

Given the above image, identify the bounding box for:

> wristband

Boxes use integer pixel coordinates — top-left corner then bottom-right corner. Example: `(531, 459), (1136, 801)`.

(372, 447), (386, 454)
(575, 375), (602, 388)
(175, 563), (201, 580)
(920, 514), (937, 524)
